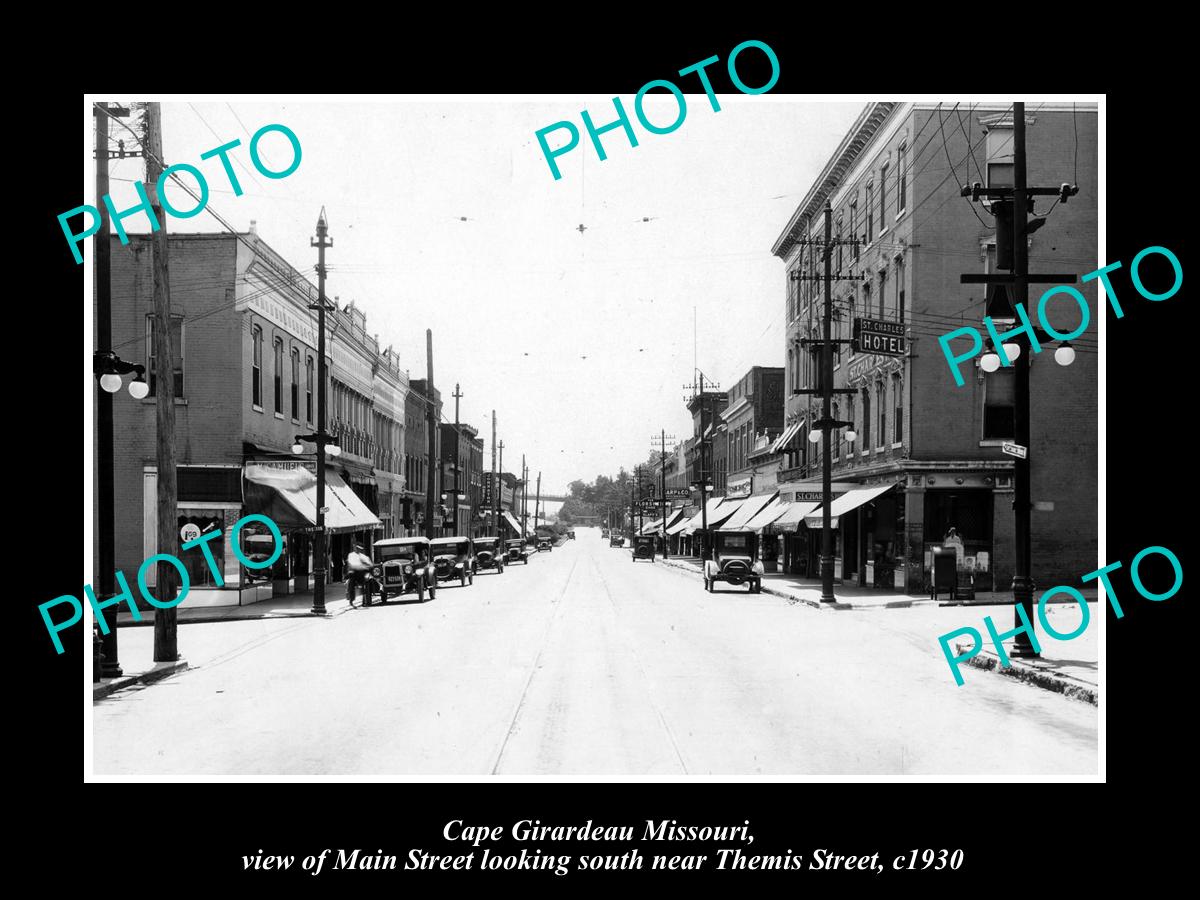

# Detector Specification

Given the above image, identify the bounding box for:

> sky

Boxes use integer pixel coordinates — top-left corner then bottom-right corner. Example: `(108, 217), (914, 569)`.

(96, 96), (862, 495)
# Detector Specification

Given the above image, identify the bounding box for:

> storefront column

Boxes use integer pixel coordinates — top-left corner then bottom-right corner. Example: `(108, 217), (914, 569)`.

(904, 484), (926, 594)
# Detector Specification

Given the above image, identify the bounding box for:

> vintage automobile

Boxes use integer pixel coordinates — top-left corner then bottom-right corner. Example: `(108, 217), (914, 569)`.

(631, 534), (656, 562)
(369, 537), (436, 602)
(505, 538), (531, 565)
(609, 533), (624, 548)
(567, 530), (576, 540)
(473, 536), (505, 574)
(537, 538), (551, 552)
(601, 528), (609, 538)
(703, 529), (763, 593)
(430, 536), (476, 587)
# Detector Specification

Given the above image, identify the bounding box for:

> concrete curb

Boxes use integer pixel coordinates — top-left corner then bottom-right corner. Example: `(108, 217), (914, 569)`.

(954, 643), (1098, 705)
(658, 558), (940, 611)
(117, 602), (357, 627)
(93, 659), (189, 701)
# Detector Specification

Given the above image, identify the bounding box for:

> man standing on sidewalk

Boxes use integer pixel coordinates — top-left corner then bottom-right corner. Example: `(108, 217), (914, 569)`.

(346, 544), (373, 607)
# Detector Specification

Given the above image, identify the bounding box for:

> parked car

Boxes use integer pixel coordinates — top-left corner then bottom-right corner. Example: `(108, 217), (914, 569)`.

(631, 534), (656, 562)
(537, 538), (551, 552)
(430, 536), (476, 587)
(505, 538), (531, 565)
(568, 530), (576, 540)
(703, 529), (763, 593)
(370, 537), (436, 602)
(609, 534), (624, 547)
(473, 536), (505, 574)
(601, 528), (609, 538)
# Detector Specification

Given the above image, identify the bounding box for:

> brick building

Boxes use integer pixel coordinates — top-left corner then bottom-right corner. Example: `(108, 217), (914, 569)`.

(405, 379), (441, 535)
(102, 229), (408, 607)
(770, 101), (1098, 592)
(440, 421), (479, 536)
(720, 365), (785, 499)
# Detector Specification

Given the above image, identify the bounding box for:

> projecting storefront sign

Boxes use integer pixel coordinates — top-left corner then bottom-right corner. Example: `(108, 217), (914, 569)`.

(664, 488), (692, 498)
(853, 318), (907, 356)
(727, 480), (752, 498)
(1002, 441), (1028, 459)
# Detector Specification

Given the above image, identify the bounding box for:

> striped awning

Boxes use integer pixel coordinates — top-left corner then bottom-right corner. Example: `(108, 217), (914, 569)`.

(770, 418), (805, 454)
(745, 495), (789, 531)
(771, 500), (822, 530)
(718, 492), (778, 531)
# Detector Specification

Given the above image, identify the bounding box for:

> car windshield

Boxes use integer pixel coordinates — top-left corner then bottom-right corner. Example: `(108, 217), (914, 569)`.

(379, 546), (420, 561)
(721, 535), (750, 551)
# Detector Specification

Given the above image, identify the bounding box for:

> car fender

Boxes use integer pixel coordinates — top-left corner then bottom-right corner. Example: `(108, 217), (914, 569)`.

(752, 561), (764, 576)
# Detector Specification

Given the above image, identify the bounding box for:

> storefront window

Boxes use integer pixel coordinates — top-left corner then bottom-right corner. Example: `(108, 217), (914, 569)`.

(176, 510), (227, 588)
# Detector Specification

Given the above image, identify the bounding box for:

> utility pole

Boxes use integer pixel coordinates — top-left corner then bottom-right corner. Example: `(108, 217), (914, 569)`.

(791, 201), (860, 603)
(535, 471), (541, 532)
(424, 330), (437, 540)
(452, 383), (462, 535)
(94, 101), (131, 677)
(521, 456), (528, 539)
(498, 439), (505, 537)
(144, 102), (181, 662)
(490, 411), (497, 537)
(309, 209), (334, 615)
(959, 101), (1078, 657)
(683, 372), (719, 559)
(651, 429), (675, 557)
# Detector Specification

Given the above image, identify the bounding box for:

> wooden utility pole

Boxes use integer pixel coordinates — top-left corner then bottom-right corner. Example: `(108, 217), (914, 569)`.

(424, 329), (437, 540)
(490, 411), (497, 537)
(521, 456), (528, 538)
(535, 471), (541, 530)
(144, 102), (179, 661)
(452, 383), (462, 535)
(497, 439), (504, 537)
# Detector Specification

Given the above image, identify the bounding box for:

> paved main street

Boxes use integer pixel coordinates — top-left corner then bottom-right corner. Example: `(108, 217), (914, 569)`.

(93, 528), (1096, 776)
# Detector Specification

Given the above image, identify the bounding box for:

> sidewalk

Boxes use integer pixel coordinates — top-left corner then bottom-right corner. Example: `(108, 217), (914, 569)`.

(114, 585), (358, 626)
(97, 585), (360, 700)
(657, 554), (1098, 701)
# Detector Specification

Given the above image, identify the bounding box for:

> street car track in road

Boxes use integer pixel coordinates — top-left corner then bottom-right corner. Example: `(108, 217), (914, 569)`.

(488, 552), (582, 775)
(589, 557), (691, 774)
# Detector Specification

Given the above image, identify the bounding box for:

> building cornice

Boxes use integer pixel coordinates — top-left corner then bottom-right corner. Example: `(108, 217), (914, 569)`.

(771, 102), (899, 260)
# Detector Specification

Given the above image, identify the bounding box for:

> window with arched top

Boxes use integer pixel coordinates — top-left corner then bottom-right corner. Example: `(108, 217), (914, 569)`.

(290, 348), (300, 421)
(251, 325), (263, 409)
(273, 337), (283, 414)
(305, 357), (314, 423)
(862, 387), (871, 450)
(877, 382), (887, 449)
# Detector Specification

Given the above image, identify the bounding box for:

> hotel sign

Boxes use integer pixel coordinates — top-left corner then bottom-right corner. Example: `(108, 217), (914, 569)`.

(852, 318), (906, 357)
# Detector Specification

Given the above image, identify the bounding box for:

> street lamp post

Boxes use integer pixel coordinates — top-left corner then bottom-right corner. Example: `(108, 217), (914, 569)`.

(92, 350), (150, 677)
(308, 209), (334, 615)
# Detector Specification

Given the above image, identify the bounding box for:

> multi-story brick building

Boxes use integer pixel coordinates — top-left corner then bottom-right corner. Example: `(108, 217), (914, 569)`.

(440, 421), (479, 536)
(103, 228), (409, 607)
(405, 379), (441, 535)
(720, 365), (785, 500)
(770, 101), (1098, 593)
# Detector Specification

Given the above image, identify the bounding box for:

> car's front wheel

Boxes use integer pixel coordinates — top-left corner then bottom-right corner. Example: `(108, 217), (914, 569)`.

(416, 582), (425, 603)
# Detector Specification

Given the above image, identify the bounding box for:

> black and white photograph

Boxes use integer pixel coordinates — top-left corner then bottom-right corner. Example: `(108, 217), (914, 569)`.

(76, 89), (1108, 779)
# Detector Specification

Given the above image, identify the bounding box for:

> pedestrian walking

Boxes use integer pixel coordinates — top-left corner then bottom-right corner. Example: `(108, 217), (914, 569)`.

(346, 543), (373, 607)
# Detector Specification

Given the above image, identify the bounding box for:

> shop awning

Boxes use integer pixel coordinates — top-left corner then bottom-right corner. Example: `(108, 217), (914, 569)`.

(678, 496), (725, 535)
(803, 483), (896, 529)
(666, 507), (697, 535)
(771, 500), (822, 530)
(745, 495), (789, 531)
(502, 510), (523, 534)
(709, 496), (746, 528)
(718, 492), (778, 531)
(770, 418), (804, 454)
(243, 464), (382, 533)
(640, 517), (663, 535)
